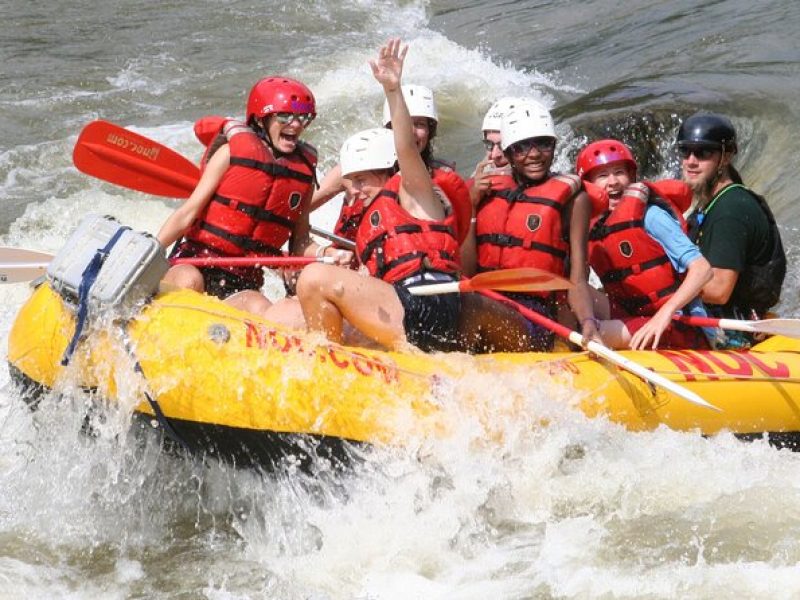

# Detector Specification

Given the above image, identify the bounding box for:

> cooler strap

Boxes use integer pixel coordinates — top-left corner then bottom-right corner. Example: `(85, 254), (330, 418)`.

(61, 226), (130, 366)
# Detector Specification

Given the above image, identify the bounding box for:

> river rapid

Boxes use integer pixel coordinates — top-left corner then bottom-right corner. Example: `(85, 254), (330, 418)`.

(2, 1), (800, 598)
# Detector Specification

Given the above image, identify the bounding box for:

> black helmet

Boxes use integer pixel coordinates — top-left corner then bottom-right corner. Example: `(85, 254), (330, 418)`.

(677, 112), (737, 153)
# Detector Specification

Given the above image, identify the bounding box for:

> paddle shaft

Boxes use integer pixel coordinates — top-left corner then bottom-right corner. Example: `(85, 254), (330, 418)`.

(479, 288), (720, 412)
(171, 256), (333, 267)
(0, 247), (330, 285)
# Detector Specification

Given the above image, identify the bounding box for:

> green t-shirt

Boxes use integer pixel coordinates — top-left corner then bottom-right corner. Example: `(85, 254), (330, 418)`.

(694, 184), (773, 273)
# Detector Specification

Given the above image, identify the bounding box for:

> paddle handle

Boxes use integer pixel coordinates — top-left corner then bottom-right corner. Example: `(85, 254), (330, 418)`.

(674, 314), (751, 331)
(310, 226), (356, 250)
(407, 282), (460, 295)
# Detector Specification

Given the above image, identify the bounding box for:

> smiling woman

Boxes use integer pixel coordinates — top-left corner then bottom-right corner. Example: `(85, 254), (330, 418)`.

(155, 77), (321, 307)
(464, 100), (601, 350)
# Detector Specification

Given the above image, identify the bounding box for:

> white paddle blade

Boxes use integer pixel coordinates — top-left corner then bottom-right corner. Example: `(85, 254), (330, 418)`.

(718, 318), (800, 339)
(0, 263), (48, 283)
(0, 247), (54, 284)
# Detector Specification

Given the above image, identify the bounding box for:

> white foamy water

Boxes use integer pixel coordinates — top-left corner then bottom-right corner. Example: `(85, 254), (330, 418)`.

(2, 0), (800, 597)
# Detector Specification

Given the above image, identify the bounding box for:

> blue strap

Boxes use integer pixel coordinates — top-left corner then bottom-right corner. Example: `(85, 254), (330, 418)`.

(61, 226), (130, 366)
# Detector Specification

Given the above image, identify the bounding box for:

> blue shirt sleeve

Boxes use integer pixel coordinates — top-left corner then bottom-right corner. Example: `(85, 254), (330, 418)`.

(643, 205), (702, 273)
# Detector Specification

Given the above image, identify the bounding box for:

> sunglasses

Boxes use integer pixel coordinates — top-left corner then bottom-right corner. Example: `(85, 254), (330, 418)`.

(678, 146), (717, 160)
(274, 112), (315, 126)
(507, 137), (556, 156)
(482, 139), (503, 151)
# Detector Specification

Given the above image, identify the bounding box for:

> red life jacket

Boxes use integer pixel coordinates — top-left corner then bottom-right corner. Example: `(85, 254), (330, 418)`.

(356, 174), (461, 283)
(475, 173), (581, 275)
(430, 166), (472, 243)
(588, 181), (691, 316)
(334, 196), (367, 243)
(335, 166), (471, 247)
(186, 119), (317, 257)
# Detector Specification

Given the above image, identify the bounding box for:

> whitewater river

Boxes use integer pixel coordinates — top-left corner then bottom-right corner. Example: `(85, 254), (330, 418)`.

(2, 0), (800, 597)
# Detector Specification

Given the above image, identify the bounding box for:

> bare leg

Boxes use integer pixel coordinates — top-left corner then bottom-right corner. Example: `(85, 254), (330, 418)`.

(597, 319), (631, 349)
(296, 263), (406, 347)
(162, 264), (205, 292)
(225, 289), (274, 314)
(261, 296), (306, 329)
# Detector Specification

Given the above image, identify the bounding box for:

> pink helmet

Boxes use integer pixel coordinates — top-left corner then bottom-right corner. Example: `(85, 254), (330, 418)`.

(575, 139), (637, 180)
(246, 77), (316, 122)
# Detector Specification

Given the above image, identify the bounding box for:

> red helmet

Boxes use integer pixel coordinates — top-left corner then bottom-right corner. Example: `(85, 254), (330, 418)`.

(575, 139), (637, 180)
(246, 77), (316, 123)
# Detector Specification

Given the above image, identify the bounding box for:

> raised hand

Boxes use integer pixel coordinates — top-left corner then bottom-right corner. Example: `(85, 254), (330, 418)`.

(369, 38), (408, 91)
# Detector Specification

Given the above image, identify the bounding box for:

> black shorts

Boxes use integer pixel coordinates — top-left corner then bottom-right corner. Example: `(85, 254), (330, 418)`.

(169, 240), (264, 300)
(394, 272), (462, 353)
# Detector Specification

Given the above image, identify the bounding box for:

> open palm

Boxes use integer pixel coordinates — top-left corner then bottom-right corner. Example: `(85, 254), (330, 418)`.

(369, 38), (407, 89)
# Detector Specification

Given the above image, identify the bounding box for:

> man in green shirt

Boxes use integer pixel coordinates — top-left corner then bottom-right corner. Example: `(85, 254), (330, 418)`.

(678, 113), (786, 343)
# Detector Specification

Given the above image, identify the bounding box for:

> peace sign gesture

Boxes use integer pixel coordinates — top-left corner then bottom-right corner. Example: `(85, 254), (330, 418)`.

(369, 38), (408, 90)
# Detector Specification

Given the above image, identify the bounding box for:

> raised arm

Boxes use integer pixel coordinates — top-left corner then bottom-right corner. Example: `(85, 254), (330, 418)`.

(370, 39), (442, 220)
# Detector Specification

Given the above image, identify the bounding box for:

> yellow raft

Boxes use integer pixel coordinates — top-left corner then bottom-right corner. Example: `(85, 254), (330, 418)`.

(9, 283), (800, 467)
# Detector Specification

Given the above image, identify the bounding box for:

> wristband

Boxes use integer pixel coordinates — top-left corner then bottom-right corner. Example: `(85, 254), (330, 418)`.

(315, 243), (330, 259)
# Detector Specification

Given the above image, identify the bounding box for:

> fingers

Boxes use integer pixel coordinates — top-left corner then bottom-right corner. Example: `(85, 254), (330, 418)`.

(378, 38), (408, 62)
(630, 326), (662, 351)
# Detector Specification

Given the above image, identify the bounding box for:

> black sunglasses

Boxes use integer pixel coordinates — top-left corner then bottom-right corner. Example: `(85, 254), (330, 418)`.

(482, 139), (503, 151)
(678, 146), (717, 160)
(507, 137), (556, 156)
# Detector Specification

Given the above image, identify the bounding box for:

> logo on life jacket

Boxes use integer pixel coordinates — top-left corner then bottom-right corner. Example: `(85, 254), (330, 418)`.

(369, 210), (381, 227)
(619, 241), (634, 258)
(289, 191), (302, 210)
(526, 214), (542, 232)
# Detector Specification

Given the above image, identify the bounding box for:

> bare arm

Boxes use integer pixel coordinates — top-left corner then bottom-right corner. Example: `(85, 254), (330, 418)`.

(157, 144), (230, 247)
(290, 187), (315, 257)
(566, 191), (601, 342)
(310, 163), (345, 211)
(370, 38), (443, 221)
(700, 267), (739, 305)
(629, 255), (713, 350)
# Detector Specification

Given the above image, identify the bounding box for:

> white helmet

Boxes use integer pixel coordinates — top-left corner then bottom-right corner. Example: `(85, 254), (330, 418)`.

(482, 97), (539, 132)
(500, 101), (556, 150)
(382, 84), (437, 127)
(340, 128), (397, 177)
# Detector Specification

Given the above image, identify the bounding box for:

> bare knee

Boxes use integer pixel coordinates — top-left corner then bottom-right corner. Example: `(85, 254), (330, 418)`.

(296, 263), (335, 303)
(163, 264), (205, 292)
(225, 290), (273, 317)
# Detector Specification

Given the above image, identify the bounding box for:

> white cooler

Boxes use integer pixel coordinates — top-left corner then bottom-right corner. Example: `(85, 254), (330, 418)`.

(47, 214), (169, 311)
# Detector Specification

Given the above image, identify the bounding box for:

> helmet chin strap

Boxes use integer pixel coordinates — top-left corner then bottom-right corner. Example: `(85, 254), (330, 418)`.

(254, 116), (288, 158)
